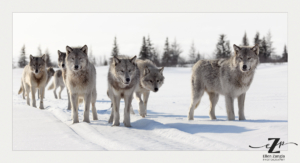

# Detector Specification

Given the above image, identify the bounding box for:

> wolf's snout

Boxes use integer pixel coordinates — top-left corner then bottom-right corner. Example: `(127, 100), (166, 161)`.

(74, 65), (79, 70)
(35, 69), (38, 73)
(154, 88), (158, 92)
(126, 78), (130, 82)
(62, 64), (65, 68)
(242, 65), (247, 70)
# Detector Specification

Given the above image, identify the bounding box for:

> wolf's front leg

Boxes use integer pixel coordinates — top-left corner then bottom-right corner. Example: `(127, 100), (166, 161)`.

(31, 87), (37, 108)
(83, 93), (91, 123)
(39, 87), (45, 109)
(112, 95), (121, 126)
(66, 88), (71, 110)
(134, 92), (146, 117)
(130, 104), (135, 114)
(123, 94), (133, 127)
(70, 93), (79, 123)
(238, 93), (246, 120)
(143, 91), (150, 116)
(108, 103), (114, 123)
(91, 89), (98, 120)
(225, 96), (235, 120)
(58, 86), (64, 99)
(25, 85), (30, 106)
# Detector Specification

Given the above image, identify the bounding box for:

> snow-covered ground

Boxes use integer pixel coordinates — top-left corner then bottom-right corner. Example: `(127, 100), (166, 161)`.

(13, 63), (287, 150)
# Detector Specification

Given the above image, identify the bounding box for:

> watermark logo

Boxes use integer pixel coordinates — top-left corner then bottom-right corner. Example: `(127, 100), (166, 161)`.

(249, 138), (298, 161)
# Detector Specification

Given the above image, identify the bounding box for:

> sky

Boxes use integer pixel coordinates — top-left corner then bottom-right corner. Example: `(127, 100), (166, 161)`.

(13, 13), (287, 63)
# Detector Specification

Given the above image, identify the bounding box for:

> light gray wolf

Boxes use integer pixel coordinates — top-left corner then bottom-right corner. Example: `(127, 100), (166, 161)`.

(130, 59), (165, 117)
(188, 44), (259, 121)
(48, 52), (66, 100)
(18, 54), (48, 109)
(107, 55), (139, 127)
(65, 45), (98, 123)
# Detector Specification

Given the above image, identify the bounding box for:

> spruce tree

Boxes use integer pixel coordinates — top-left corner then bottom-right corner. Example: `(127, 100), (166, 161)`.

(189, 41), (196, 64)
(242, 32), (249, 46)
(18, 45), (28, 68)
(282, 45), (288, 62)
(162, 37), (171, 66)
(139, 37), (148, 60)
(146, 36), (153, 60)
(111, 37), (119, 57)
(215, 34), (232, 59)
(44, 48), (52, 67)
(170, 38), (182, 66)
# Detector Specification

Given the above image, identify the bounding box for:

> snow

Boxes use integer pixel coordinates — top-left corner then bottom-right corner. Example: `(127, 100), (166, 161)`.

(13, 63), (287, 150)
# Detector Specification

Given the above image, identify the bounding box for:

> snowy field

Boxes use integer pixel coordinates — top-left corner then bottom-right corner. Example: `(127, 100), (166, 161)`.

(12, 63), (287, 150)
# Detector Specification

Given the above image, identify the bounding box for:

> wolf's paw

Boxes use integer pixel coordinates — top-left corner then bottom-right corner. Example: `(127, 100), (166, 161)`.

(39, 106), (44, 110)
(139, 110), (147, 118)
(188, 117), (194, 120)
(83, 119), (90, 123)
(239, 117), (246, 120)
(124, 122), (132, 127)
(93, 116), (98, 121)
(112, 121), (120, 126)
(72, 119), (79, 124)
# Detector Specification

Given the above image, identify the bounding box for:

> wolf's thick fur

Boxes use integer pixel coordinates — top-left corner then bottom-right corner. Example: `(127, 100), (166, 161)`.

(131, 59), (165, 117)
(18, 54), (48, 109)
(107, 55), (139, 127)
(65, 45), (98, 123)
(37, 67), (55, 98)
(188, 44), (260, 121)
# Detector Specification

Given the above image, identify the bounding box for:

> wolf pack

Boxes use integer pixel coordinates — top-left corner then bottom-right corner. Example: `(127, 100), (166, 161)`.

(18, 43), (260, 127)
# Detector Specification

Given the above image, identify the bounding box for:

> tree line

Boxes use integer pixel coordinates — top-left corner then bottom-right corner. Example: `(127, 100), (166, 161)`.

(16, 31), (288, 68)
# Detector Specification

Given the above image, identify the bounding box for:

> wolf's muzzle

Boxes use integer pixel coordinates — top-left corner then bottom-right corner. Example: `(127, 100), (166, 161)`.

(74, 65), (79, 70)
(242, 65), (247, 71)
(126, 78), (130, 82)
(154, 88), (158, 92)
(62, 64), (65, 68)
(35, 69), (38, 73)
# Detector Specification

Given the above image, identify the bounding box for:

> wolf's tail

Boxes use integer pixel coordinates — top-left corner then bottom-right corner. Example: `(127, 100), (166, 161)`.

(48, 81), (54, 90)
(18, 84), (23, 94)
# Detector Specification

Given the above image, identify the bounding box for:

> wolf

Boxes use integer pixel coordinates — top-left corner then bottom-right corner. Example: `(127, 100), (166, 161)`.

(48, 51), (67, 100)
(65, 45), (98, 123)
(107, 55), (139, 127)
(130, 59), (165, 117)
(18, 54), (48, 109)
(188, 44), (259, 121)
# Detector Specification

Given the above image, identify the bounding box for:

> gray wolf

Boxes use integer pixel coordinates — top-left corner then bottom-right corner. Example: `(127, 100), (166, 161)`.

(18, 54), (48, 109)
(65, 45), (98, 123)
(107, 55), (139, 127)
(131, 59), (165, 117)
(188, 44), (259, 121)
(48, 51), (67, 99)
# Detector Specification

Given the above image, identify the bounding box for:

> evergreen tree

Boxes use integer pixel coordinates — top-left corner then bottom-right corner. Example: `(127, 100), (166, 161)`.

(18, 45), (28, 68)
(152, 47), (160, 66)
(215, 34), (232, 59)
(37, 45), (42, 56)
(260, 37), (268, 62)
(242, 32), (249, 46)
(103, 55), (108, 66)
(195, 51), (201, 62)
(139, 36), (148, 60)
(266, 31), (275, 57)
(161, 37), (171, 66)
(170, 38), (182, 66)
(282, 45), (288, 62)
(88, 48), (96, 65)
(44, 48), (52, 67)
(111, 37), (119, 57)
(146, 36), (154, 60)
(189, 41), (197, 64)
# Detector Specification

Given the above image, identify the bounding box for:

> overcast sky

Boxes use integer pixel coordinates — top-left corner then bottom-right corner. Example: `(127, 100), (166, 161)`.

(13, 13), (287, 62)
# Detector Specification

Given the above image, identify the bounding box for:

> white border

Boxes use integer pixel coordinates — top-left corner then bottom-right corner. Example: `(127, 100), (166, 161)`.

(1, 0), (299, 162)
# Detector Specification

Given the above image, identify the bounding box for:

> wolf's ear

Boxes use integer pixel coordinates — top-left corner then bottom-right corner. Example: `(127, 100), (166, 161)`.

(30, 54), (33, 61)
(113, 56), (121, 65)
(251, 44), (260, 55)
(58, 50), (62, 56)
(41, 54), (47, 62)
(159, 67), (164, 74)
(81, 45), (88, 55)
(66, 46), (73, 55)
(233, 44), (241, 55)
(130, 55), (137, 63)
(144, 66), (150, 75)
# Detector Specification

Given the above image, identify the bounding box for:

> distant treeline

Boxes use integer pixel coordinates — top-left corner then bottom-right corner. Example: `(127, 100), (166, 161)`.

(15, 31), (288, 68)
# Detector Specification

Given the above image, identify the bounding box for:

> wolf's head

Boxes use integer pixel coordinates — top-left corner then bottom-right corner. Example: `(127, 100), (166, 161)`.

(65, 45), (89, 72)
(58, 50), (67, 69)
(47, 67), (55, 76)
(141, 66), (165, 92)
(113, 55), (137, 85)
(233, 44), (259, 73)
(29, 54), (47, 74)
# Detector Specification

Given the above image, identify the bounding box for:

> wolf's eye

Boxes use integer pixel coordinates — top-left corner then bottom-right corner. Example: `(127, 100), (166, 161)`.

(248, 58), (251, 60)
(129, 70), (131, 72)
(149, 80), (153, 83)
(121, 70), (124, 73)
(157, 80), (159, 82)
(239, 57), (243, 60)
(39, 64), (41, 66)
(71, 58), (74, 61)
